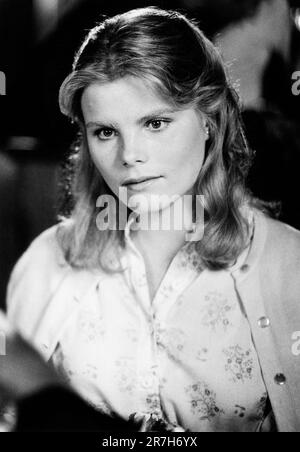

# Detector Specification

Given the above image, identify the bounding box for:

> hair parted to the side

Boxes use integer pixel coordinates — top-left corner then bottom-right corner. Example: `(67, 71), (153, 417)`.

(58, 6), (268, 272)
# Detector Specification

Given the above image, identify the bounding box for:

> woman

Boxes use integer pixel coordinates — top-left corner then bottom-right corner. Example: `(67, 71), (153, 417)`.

(6, 7), (300, 432)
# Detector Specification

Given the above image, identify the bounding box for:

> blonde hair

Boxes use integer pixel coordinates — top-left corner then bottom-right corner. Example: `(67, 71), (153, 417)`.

(58, 6), (264, 272)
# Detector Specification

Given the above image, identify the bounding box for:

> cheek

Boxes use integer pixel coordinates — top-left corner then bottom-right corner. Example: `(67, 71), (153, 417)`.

(90, 152), (105, 173)
(88, 147), (118, 192)
(168, 131), (206, 176)
(190, 138), (206, 170)
(88, 143), (112, 176)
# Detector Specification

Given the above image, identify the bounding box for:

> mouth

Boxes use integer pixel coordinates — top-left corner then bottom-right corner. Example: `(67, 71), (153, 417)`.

(122, 176), (162, 192)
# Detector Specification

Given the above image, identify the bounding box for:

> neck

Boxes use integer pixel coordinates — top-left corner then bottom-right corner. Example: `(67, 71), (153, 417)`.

(132, 228), (188, 267)
(129, 196), (196, 265)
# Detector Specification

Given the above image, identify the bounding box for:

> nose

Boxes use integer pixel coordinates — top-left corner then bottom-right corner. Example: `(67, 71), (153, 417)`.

(120, 133), (148, 167)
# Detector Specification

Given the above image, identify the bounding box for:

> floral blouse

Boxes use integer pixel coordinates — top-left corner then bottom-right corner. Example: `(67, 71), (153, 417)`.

(50, 209), (271, 432)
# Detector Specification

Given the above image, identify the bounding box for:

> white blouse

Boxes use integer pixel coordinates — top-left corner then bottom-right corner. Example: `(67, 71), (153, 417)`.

(50, 209), (270, 432)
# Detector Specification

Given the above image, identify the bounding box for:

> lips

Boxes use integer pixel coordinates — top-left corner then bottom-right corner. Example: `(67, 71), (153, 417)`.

(122, 176), (161, 186)
(122, 176), (162, 192)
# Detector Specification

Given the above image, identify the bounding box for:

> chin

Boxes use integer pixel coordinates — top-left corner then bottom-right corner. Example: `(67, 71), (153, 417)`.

(127, 193), (177, 214)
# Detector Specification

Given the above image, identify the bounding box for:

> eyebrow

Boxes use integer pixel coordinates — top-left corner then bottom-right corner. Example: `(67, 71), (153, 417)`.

(137, 108), (179, 124)
(85, 108), (179, 129)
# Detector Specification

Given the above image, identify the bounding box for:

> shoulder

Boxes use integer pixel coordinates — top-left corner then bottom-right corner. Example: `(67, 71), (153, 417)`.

(6, 224), (70, 331)
(8, 224), (68, 291)
(25, 223), (65, 261)
(254, 209), (300, 273)
(262, 211), (300, 255)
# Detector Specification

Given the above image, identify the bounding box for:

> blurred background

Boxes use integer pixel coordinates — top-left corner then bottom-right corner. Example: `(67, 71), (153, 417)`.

(0, 0), (299, 309)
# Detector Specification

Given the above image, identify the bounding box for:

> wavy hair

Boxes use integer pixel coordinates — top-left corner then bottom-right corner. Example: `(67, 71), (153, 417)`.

(58, 6), (266, 272)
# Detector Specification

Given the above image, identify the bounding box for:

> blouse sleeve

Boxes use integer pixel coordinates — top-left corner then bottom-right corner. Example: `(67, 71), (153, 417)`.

(6, 225), (68, 341)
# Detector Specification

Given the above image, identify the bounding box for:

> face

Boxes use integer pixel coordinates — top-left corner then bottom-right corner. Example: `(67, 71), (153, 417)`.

(81, 76), (208, 214)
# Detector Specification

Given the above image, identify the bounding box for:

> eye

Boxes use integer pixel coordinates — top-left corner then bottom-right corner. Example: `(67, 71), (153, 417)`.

(94, 128), (116, 141)
(146, 119), (171, 132)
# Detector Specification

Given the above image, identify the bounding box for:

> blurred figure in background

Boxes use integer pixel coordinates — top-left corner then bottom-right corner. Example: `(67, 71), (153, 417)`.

(0, 153), (17, 311)
(181, 0), (300, 229)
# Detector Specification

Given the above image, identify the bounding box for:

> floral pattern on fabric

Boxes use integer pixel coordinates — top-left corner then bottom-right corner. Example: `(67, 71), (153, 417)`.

(223, 346), (254, 383)
(158, 283), (176, 302)
(145, 393), (162, 413)
(232, 392), (268, 422)
(200, 291), (235, 332)
(114, 358), (137, 393)
(133, 272), (147, 288)
(82, 363), (99, 381)
(50, 206), (271, 431)
(234, 404), (247, 418)
(78, 310), (106, 343)
(185, 381), (225, 421)
(155, 325), (186, 362)
(196, 348), (209, 362)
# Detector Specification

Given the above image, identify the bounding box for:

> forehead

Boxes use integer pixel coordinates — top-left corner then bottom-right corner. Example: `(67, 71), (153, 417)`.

(81, 76), (175, 120)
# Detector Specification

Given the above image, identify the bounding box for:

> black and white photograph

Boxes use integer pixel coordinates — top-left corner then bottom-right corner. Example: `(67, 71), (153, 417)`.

(0, 0), (300, 435)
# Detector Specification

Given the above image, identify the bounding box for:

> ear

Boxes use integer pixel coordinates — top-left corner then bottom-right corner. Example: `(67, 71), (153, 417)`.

(200, 114), (210, 140)
(204, 124), (210, 141)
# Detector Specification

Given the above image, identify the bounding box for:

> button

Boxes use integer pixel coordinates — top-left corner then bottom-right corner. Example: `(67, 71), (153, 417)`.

(42, 344), (49, 350)
(274, 374), (286, 385)
(240, 264), (250, 273)
(258, 317), (270, 328)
